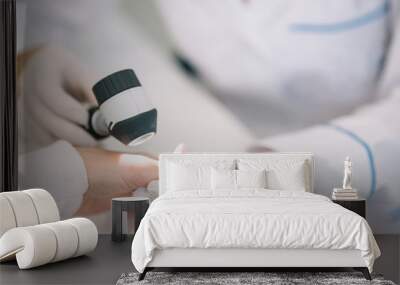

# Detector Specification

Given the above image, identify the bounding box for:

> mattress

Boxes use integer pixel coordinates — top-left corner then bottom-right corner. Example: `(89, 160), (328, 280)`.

(131, 190), (380, 273)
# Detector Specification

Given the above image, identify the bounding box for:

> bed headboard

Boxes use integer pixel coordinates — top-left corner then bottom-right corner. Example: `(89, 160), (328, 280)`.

(159, 153), (314, 195)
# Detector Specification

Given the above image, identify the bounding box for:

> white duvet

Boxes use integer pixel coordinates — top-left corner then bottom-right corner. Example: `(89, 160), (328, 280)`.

(131, 190), (380, 272)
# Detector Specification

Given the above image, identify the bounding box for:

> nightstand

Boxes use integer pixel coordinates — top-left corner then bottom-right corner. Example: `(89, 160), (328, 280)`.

(332, 199), (366, 218)
(112, 197), (150, 242)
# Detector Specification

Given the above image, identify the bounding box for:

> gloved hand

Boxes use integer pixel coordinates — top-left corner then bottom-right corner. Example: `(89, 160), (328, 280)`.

(75, 147), (158, 216)
(18, 46), (98, 149)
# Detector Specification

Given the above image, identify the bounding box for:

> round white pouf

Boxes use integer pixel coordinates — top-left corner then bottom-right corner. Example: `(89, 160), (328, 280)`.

(0, 196), (17, 237)
(42, 221), (79, 262)
(0, 192), (39, 227)
(24, 189), (60, 223)
(65, 218), (98, 257)
(0, 226), (57, 269)
(0, 189), (59, 238)
(0, 218), (98, 269)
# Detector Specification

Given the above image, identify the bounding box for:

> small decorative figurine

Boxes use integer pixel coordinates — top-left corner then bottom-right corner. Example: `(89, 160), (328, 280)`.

(332, 156), (358, 200)
(342, 156), (352, 190)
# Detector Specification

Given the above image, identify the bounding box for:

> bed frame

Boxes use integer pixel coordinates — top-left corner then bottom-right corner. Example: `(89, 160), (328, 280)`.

(140, 248), (370, 280)
(139, 153), (371, 280)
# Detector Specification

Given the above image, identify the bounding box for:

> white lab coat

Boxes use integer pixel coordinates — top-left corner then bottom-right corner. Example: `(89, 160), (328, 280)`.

(157, 0), (400, 234)
(17, 0), (400, 233)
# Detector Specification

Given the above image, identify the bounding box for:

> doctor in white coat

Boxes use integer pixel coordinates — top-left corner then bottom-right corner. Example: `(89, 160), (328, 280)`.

(17, 0), (400, 233)
(156, 0), (400, 233)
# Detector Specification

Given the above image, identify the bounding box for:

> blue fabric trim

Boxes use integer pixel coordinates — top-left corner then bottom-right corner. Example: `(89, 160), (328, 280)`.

(290, 0), (389, 33)
(329, 124), (377, 199)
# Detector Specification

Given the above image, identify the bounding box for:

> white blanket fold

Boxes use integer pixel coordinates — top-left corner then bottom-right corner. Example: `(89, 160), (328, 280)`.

(131, 190), (380, 273)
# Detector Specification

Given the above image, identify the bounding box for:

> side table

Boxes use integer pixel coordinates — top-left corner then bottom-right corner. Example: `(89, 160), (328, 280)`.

(112, 197), (150, 242)
(332, 199), (366, 218)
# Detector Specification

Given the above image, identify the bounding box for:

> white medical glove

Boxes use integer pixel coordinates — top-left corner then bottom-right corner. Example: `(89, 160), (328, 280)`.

(19, 46), (98, 149)
(75, 147), (158, 216)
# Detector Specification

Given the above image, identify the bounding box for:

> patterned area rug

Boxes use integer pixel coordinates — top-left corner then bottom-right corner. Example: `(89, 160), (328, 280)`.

(117, 272), (396, 285)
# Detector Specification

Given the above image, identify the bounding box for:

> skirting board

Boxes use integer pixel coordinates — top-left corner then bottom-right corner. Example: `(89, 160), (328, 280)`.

(148, 248), (366, 267)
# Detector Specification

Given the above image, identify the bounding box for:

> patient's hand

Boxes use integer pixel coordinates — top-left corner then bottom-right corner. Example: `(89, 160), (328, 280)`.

(75, 147), (158, 216)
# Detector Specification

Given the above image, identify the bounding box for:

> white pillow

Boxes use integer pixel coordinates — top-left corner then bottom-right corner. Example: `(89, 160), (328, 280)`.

(236, 169), (267, 189)
(211, 169), (268, 190)
(211, 168), (236, 190)
(166, 160), (235, 192)
(268, 166), (306, 191)
(167, 163), (211, 191)
(238, 159), (307, 191)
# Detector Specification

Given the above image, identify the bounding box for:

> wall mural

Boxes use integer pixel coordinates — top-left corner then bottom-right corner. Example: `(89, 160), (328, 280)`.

(17, 0), (399, 233)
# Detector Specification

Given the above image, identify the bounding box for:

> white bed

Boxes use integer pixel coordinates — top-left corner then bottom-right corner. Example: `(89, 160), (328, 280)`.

(131, 153), (380, 280)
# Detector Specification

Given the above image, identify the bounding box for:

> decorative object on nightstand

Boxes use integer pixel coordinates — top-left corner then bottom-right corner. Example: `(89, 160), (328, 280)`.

(112, 197), (150, 242)
(332, 156), (359, 200)
(332, 199), (366, 218)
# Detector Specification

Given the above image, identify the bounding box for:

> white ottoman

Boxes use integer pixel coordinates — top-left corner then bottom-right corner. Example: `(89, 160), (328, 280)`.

(0, 189), (98, 269)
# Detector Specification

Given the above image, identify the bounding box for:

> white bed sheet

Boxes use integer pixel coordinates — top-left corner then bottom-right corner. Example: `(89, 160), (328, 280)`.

(131, 190), (380, 272)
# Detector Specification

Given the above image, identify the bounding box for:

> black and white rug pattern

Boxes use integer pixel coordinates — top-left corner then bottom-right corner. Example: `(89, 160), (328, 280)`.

(117, 272), (396, 285)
